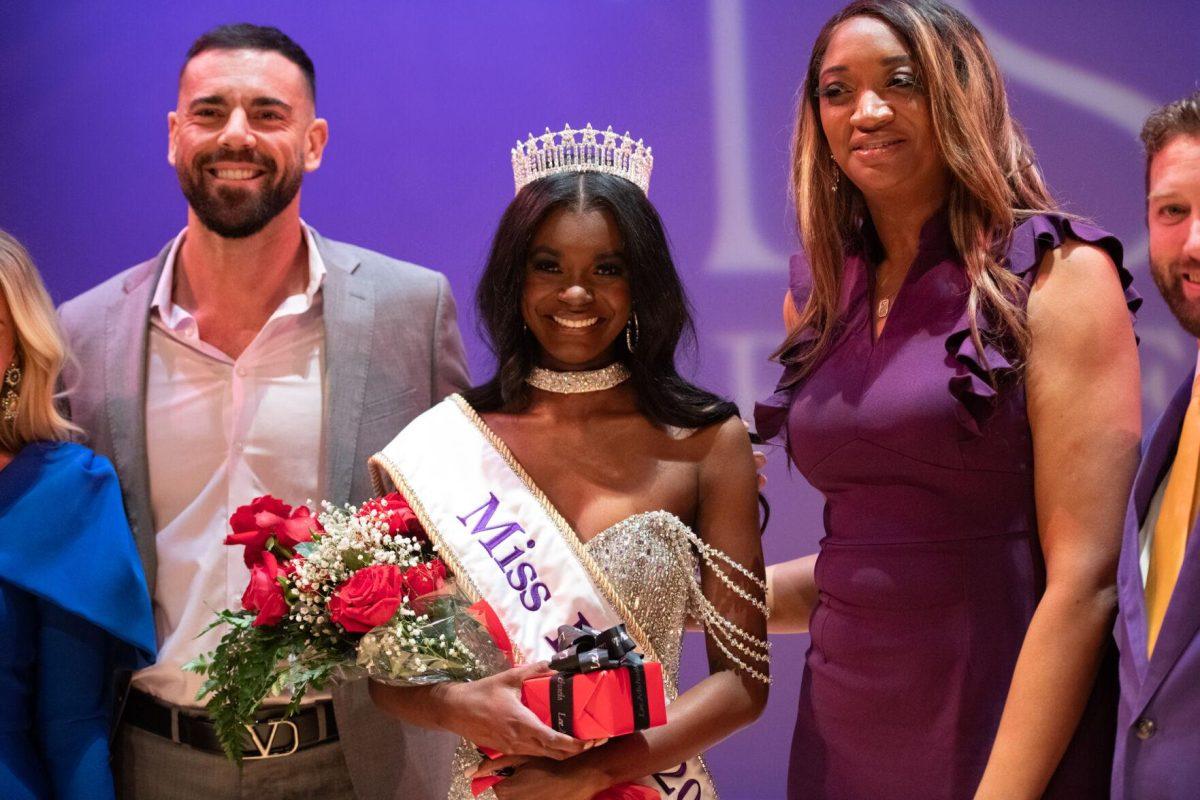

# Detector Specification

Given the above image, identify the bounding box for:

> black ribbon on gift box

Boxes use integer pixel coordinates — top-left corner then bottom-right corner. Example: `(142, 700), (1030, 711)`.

(547, 623), (652, 737)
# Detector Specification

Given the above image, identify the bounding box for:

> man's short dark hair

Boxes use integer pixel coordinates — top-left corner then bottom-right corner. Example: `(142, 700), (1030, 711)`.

(183, 23), (316, 101)
(1141, 90), (1200, 191)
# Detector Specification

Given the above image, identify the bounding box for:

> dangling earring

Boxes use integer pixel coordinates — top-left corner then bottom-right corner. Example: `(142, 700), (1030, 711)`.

(1, 355), (21, 423)
(831, 155), (840, 193)
(625, 312), (639, 353)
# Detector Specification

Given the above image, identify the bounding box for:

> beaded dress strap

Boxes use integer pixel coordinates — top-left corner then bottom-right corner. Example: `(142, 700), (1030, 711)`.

(673, 528), (771, 685)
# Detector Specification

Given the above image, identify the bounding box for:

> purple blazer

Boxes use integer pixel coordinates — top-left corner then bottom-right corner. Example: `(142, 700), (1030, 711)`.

(1114, 371), (1200, 799)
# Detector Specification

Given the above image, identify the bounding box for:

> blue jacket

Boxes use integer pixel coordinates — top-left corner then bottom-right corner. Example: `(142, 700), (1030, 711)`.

(0, 442), (155, 799)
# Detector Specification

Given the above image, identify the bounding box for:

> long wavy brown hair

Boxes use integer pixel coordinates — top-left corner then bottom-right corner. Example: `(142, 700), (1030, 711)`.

(774, 0), (1056, 383)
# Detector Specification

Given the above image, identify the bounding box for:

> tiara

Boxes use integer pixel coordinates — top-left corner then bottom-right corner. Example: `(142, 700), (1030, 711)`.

(511, 123), (654, 195)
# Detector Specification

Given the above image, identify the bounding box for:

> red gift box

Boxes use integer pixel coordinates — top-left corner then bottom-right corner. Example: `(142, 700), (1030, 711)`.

(470, 664), (667, 796)
(521, 661), (668, 740)
(471, 775), (656, 799)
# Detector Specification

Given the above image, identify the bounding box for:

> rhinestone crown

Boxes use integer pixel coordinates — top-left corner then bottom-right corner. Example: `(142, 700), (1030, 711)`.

(511, 123), (654, 195)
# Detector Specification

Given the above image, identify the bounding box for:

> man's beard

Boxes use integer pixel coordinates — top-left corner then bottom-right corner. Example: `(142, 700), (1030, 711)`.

(178, 150), (303, 239)
(1152, 256), (1200, 338)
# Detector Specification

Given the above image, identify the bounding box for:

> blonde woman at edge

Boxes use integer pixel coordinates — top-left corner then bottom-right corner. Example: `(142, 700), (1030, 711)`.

(0, 230), (155, 799)
(754, 1), (1140, 798)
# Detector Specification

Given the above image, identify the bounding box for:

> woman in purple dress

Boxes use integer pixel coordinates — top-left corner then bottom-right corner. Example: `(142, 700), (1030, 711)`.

(756, 2), (1141, 798)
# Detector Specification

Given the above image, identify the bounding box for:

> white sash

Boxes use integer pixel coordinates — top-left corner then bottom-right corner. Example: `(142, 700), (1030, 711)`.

(369, 395), (718, 800)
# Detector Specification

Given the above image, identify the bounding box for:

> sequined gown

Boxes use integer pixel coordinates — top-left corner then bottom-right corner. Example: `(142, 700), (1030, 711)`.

(447, 511), (705, 800)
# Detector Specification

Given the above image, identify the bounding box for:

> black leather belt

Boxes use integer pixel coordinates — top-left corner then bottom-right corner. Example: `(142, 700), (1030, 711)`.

(123, 688), (339, 759)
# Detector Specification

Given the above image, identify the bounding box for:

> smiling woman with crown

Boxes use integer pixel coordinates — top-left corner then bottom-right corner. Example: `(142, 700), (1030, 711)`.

(367, 124), (769, 800)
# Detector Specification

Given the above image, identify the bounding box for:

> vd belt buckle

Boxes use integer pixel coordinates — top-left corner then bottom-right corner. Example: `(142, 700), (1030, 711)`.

(244, 719), (300, 759)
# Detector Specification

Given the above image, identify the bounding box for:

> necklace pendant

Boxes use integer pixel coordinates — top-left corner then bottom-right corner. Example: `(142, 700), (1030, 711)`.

(877, 297), (891, 318)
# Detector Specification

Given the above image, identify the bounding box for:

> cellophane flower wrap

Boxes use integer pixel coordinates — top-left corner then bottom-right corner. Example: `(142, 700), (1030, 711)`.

(185, 492), (510, 763)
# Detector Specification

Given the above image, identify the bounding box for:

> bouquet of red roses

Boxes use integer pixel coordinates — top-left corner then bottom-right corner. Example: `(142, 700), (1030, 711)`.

(185, 493), (509, 763)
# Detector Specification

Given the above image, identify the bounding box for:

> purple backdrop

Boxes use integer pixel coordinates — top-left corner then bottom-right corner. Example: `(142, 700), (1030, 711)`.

(2, 2), (1198, 796)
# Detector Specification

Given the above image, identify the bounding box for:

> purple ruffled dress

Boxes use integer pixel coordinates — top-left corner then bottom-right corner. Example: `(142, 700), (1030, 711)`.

(755, 212), (1139, 800)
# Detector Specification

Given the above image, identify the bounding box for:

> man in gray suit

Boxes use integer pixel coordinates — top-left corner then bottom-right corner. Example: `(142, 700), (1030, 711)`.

(59, 23), (466, 799)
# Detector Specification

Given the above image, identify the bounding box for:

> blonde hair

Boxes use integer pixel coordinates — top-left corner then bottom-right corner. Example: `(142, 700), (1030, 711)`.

(775, 0), (1056, 382)
(0, 230), (79, 451)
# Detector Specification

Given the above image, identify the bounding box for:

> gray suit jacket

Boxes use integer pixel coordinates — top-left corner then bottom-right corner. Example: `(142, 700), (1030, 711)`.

(59, 228), (467, 800)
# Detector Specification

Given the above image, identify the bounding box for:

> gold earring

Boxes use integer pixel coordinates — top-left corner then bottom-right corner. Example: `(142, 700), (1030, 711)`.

(1, 359), (21, 423)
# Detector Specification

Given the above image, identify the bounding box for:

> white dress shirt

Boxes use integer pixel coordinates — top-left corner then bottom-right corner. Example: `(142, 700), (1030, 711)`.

(1138, 347), (1200, 586)
(131, 224), (328, 707)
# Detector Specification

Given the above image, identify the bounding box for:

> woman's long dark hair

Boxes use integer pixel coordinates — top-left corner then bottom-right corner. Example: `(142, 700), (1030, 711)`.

(463, 170), (738, 430)
(775, 0), (1055, 385)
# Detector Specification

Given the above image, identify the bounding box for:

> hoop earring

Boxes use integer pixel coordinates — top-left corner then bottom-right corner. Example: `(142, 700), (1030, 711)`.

(625, 312), (639, 353)
(1, 357), (21, 423)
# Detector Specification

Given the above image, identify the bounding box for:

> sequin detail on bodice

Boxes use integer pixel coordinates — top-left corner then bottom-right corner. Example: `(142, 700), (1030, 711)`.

(447, 511), (700, 799)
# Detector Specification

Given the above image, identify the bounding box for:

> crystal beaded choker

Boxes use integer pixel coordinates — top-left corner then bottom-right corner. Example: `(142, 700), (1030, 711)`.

(526, 363), (632, 394)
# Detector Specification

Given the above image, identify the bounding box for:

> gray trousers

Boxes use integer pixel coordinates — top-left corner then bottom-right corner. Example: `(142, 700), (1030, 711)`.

(113, 722), (357, 800)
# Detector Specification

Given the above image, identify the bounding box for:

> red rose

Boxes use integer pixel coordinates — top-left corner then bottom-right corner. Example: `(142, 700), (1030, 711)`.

(241, 551), (291, 627)
(225, 495), (319, 566)
(328, 564), (405, 633)
(275, 505), (320, 551)
(358, 493), (427, 542)
(403, 559), (447, 598)
(227, 495), (291, 561)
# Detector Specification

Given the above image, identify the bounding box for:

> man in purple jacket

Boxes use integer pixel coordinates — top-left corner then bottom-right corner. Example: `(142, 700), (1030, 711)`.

(1114, 90), (1200, 800)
